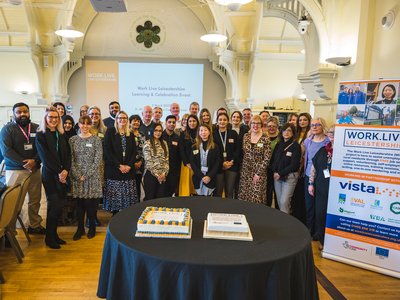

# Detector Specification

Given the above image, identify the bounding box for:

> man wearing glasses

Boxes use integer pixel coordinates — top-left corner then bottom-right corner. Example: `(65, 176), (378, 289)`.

(0, 102), (45, 235)
(103, 101), (120, 128)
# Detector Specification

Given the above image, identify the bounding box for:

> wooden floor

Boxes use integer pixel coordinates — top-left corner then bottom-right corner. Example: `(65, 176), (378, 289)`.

(1, 215), (399, 299)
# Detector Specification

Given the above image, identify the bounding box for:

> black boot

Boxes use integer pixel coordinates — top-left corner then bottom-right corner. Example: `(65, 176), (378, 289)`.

(86, 200), (96, 239)
(74, 199), (85, 241)
(45, 217), (60, 249)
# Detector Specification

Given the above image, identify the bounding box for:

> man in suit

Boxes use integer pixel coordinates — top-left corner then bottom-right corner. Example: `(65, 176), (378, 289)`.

(0, 102), (45, 234)
(103, 101), (120, 128)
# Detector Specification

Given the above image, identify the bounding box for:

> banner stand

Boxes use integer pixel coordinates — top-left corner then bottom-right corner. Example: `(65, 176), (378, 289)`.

(322, 252), (400, 279)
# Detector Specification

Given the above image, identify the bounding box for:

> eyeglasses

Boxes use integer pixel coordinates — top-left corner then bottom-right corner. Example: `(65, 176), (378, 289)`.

(251, 122), (262, 126)
(89, 113), (100, 116)
(283, 129), (293, 133)
(310, 123), (322, 127)
(268, 125), (277, 128)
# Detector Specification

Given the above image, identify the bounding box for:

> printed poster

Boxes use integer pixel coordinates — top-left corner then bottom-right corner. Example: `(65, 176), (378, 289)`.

(323, 79), (400, 278)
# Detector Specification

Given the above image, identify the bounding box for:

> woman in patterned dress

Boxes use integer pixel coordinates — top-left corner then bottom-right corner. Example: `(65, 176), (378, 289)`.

(143, 123), (169, 200)
(103, 111), (138, 215)
(238, 115), (272, 204)
(130, 114), (145, 201)
(69, 115), (103, 240)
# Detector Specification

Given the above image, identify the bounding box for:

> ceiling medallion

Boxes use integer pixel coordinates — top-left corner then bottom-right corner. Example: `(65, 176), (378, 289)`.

(136, 20), (161, 49)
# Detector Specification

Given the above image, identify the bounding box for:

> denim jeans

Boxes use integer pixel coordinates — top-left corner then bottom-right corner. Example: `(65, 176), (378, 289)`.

(274, 172), (299, 213)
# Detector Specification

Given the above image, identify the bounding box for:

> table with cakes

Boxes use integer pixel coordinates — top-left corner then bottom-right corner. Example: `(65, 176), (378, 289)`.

(97, 197), (318, 300)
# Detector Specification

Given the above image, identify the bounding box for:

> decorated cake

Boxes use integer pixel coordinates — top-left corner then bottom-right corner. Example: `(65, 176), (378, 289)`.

(135, 207), (192, 239)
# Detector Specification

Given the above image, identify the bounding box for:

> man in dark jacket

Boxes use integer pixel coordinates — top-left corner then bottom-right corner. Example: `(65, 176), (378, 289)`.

(162, 115), (181, 196)
(0, 102), (45, 234)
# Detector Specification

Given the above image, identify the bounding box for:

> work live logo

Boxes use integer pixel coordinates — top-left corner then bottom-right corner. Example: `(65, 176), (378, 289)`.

(339, 181), (400, 197)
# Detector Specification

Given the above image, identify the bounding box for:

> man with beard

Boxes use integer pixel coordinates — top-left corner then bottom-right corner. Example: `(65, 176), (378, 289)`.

(0, 102), (45, 234)
(103, 101), (120, 128)
(162, 115), (181, 196)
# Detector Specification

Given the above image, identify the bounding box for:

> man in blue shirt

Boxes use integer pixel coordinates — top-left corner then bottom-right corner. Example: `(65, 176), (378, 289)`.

(0, 102), (45, 234)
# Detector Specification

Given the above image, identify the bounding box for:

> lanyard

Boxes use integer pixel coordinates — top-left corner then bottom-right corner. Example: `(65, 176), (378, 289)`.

(55, 130), (59, 152)
(17, 123), (31, 143)
(218, 130), (227, 152)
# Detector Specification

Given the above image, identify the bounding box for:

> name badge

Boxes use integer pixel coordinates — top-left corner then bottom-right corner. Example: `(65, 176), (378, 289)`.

(98, 133), (104, 138)
(201, 166), (208, 173)
(30, 133), (36, 138)
(223, 152), (227, 158)
(193, 150), (199, 155)
(323, 169), (330, 178)
(172, 141), (178, 146)
(24, 143), (33, 151)
(86, 143), (92, 148)
(257, 143), (263, 148)
(286, 151), (292, 157)
(122, 151), (126, 157)
(228, 138), (234, 143)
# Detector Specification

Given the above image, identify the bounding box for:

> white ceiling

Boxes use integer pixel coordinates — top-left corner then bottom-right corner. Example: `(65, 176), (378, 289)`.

(0, 0), (304, 56)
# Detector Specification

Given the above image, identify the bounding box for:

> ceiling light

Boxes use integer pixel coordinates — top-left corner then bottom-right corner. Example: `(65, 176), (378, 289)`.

(200, 32), (227, 46)
(55, 26), (84, 39)
(215, 0), (252, 11)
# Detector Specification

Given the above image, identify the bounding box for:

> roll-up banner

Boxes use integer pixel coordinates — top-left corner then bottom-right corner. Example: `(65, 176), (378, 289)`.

(323, 79), (400, 278)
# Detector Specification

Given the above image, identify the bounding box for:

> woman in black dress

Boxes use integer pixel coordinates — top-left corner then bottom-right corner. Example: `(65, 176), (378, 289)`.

(36, 106), (71, 249)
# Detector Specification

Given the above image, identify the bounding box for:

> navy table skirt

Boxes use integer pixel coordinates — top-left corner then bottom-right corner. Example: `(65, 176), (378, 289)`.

(97, 197), (319, 300)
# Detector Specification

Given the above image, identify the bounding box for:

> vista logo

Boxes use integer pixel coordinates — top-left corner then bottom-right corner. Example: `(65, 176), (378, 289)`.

(339, 181), (376, 193)
(370, 214), (386, 221)
(390, 202), (400, 214)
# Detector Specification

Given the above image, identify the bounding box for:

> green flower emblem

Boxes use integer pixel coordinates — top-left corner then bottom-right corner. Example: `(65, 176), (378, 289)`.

(136, 21), (161, 48)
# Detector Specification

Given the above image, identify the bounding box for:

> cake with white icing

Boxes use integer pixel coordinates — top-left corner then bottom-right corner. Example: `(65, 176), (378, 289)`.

(135, 207), (192, 238)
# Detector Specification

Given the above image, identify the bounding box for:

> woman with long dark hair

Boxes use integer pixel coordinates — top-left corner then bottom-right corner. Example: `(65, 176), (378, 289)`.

(143, 123), (169, 200)
(36, 106), (71, 249)
(178, 114), (199, 196)
(191, 124), (221, 196)
(213, 112), (240, 198)
(291, 112), (312, 224)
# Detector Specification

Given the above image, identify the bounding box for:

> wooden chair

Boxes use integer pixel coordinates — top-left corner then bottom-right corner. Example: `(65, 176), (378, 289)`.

(0, 184), (23, 263)
(11, 175), (32, 243)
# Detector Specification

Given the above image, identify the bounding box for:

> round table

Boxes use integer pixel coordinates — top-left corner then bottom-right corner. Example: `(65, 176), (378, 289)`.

(97, 197), (318, 300)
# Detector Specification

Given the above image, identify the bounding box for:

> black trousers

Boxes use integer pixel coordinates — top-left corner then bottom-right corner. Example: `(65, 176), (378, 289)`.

(42, 179), (66, 243)
(166, 171), (180, 197)
(143, 171), (168, 201)
(76, 198), (98, 231)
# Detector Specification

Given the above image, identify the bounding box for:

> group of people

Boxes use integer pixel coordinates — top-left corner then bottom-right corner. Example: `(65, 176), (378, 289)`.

(0, 100), (335, 250)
